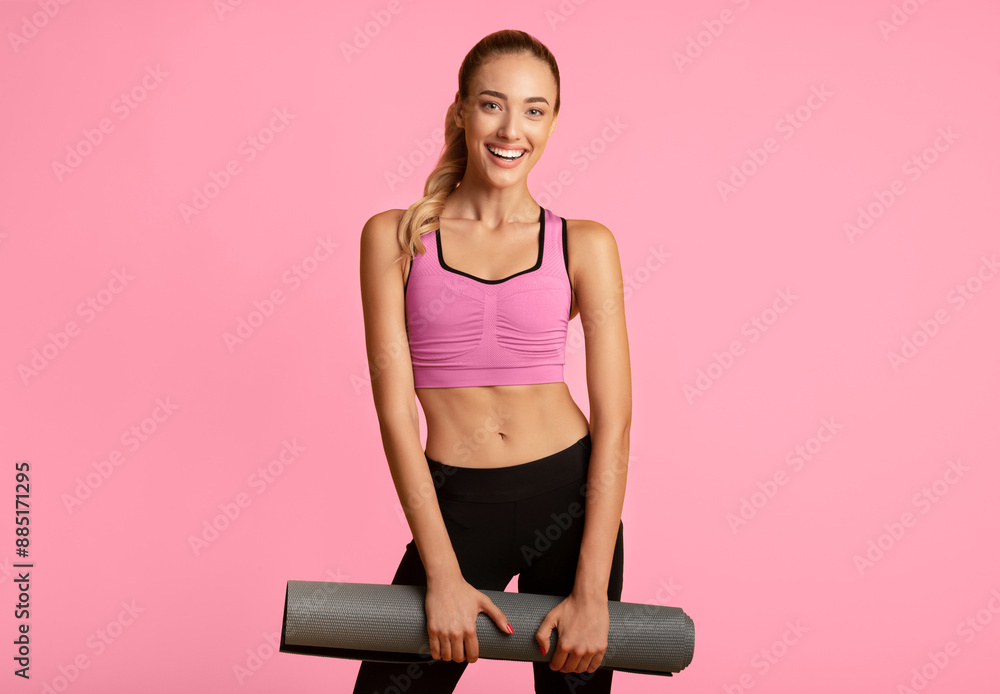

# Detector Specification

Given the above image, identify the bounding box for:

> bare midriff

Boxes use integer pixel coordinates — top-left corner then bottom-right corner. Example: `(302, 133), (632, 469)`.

(415, 383), (590, 469)
(403, 210), (588, 468)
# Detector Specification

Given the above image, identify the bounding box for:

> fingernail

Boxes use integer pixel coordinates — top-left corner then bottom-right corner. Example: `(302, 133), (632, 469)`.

(541, 643), (547, 655)
(506, 623), (514, 634)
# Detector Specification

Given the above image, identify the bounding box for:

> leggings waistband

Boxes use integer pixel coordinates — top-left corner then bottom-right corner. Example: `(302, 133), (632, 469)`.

(425, 433), (592, 503)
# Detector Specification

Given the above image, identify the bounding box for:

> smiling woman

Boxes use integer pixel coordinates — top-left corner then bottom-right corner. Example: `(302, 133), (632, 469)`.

(356, 28), (632, 694)
(485, 142), (528, 163)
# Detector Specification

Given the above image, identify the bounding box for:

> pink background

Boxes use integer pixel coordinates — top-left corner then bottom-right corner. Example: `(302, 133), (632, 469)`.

(3, 0), (999, 692)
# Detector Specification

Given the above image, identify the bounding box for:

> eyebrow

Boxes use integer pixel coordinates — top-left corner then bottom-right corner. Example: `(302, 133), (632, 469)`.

(477, 89), (550, 106)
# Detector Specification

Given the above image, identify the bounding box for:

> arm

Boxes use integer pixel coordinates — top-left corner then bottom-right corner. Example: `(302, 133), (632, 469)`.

(573, 221), (632, 600)
(359, 211), (512, 662)
(535, 220), (632, 673)
(359, 210), (462, 585)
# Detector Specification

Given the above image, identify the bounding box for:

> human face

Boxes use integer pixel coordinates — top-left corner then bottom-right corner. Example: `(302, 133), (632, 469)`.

(457, 53), (558, 184)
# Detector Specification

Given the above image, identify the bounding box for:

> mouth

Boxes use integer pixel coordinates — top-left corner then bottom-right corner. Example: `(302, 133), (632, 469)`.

(485, 144), (527, 162)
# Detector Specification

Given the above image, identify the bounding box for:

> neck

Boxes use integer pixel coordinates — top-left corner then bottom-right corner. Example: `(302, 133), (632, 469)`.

(443, 172), (539, 231)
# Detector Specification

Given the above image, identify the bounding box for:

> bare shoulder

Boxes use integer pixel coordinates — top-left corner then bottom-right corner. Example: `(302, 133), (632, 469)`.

(360, 208), (407, 270)
(565, 218), (618, 252)
(361, 209), (406, 248)
(565, 218), (622, 283)
(359, 209), (414, 407)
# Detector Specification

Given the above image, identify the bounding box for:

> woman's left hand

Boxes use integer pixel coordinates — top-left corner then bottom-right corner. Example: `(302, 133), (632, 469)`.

(535, 591), (610, 673)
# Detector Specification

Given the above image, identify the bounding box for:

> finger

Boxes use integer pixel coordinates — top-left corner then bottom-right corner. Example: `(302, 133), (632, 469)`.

(548, 645), (568, 671)
(451, 634), (465, 663)
(571, 651), (592, 673)
(584, 651), (604, 673)
(559, 650), (583, 673)
(466, 633), (479, 663)
(429, 633), (440, 660)
(536, 617), (554, 655)
(482, 597), (511, 635)
(440, 635), (452, 661)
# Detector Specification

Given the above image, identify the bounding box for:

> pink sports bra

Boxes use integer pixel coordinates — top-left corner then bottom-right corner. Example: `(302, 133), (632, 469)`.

(404, 207), (572, 388)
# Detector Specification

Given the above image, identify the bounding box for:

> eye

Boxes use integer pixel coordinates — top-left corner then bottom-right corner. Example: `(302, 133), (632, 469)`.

(483, 101), (500, 111)
(528, 108), (544, 116)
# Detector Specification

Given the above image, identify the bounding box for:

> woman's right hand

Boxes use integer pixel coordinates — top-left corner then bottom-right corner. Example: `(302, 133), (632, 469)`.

(425, 576), (513, 663)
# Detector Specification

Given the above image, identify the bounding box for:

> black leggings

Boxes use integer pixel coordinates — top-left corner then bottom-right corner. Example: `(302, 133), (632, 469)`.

(352, 432), (624, 694)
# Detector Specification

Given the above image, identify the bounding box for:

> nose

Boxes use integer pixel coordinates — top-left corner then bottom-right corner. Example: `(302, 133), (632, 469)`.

(497, 112), (520, 140)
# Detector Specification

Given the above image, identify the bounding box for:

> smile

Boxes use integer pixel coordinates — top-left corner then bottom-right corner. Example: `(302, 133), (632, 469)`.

(486, 144), (526, 161)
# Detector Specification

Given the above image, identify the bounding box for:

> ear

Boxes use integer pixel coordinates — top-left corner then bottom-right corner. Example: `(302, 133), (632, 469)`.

(548, 112), (558, 138)
(453, 92), (465, 129)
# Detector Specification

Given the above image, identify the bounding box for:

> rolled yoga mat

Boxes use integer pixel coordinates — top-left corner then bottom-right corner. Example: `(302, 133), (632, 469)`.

(279, 581), (694, 677)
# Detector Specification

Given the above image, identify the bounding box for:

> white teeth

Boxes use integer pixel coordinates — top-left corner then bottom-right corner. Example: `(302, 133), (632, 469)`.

(487, 145), (525, 159)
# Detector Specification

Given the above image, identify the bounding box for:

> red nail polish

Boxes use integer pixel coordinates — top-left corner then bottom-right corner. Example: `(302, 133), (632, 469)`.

(506, 623), (514, 634)
(541, 643), (548, 656)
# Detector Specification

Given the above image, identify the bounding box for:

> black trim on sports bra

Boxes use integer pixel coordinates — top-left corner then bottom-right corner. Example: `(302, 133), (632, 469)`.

(435, 206), (545, 284)
(404, 253), (412, 297)
(563, 216), (573, 320)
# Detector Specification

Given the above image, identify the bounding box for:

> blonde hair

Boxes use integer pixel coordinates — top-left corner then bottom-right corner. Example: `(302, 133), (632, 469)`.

(394, 29), (561, 265)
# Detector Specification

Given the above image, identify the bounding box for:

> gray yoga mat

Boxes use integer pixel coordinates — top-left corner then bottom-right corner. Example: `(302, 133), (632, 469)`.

(279, 581), (694, 677)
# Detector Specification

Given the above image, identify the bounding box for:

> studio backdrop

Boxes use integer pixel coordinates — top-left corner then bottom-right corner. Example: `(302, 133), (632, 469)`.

(2, 1), (998, 692)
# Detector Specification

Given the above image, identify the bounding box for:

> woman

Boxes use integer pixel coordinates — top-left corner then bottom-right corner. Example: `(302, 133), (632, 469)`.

(355, 29), (631, 693)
